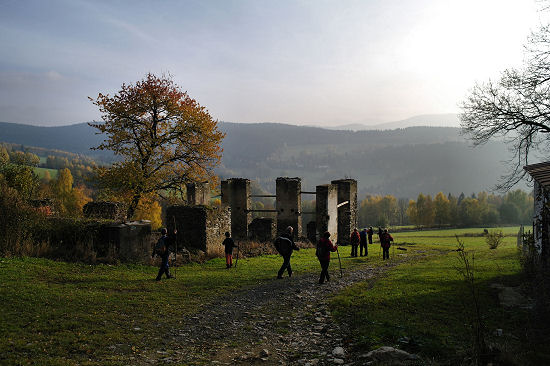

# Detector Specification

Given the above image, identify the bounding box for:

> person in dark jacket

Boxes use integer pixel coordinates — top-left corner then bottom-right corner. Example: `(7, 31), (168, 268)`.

(377, 227), (383, 242)
(152, 228), (173, 281)
(277, 226), (299, 279)
(380, 229), (394, 260)
(317, 231), (338, 284)
(359, 228), (368, 256)
(350, 228), (360, 257)
(222, 231), (236, 268)
(367, 227), (374, 244)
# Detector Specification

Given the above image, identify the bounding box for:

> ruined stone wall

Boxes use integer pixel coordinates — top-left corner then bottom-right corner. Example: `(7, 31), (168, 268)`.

(166, 205), (230, 254)
(102, 222), (153, 262)
(186, 182), (210, 206)
(83, 201), (127, 221)
(276, 177), (302, 238)
(248, 218), (276, 242)
(32, 218), (153, 263)
(331, 179), (357, 245)
(221, 178), (251, 239)
(316, 183), (338, 243)
(205, 206), (231, 255)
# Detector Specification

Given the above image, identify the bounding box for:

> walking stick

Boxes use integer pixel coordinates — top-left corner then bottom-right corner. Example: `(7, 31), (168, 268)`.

(172, 216), (177, 279)
(336, 246), (343, 277)
(234, 242), (240, 269)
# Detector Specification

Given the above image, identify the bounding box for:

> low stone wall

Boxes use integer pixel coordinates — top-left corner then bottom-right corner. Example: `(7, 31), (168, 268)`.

(32, 218), (153, 263)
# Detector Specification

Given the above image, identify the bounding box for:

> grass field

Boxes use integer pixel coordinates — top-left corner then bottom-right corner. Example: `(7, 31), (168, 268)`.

(0, 227), (542, 365)
(33, 166), (58, 180)
(330, 227), (547, 365)
(0, 247), (374, 365)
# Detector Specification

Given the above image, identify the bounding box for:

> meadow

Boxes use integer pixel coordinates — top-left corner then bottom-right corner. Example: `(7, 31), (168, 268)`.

(1, 226), (541, 365)
(331, 226), (545, 365)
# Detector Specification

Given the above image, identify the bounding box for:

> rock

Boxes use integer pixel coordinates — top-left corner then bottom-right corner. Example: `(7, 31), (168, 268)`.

(363, 346), (419, 365)
(333, 359), (345, 364)
(332, 347), (345, 358)
(260, 349), (270, 357)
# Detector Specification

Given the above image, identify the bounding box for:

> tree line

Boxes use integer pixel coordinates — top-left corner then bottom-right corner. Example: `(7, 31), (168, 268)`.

(358, 190), (533, 228)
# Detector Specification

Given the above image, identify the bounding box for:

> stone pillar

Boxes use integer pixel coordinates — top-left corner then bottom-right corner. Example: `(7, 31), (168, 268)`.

(186, 181), (210, 206)
(221, 180), (231, 207)
(276, 177), (302, 238)
(331, 179), (357, 245)
(316, 184), (338, 243)
(222, 178), (251, 239)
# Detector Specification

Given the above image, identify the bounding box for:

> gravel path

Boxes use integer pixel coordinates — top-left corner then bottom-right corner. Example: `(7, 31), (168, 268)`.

(139, 255), (410, 365)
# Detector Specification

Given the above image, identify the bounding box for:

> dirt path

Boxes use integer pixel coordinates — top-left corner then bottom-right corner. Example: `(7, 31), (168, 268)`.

(139, 255), (411, 365)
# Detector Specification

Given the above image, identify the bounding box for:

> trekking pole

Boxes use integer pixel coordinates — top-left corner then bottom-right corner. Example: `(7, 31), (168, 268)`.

(234, 242), (240, 269)
(172, 216), (177, 279)
(336, 246), (343, 277)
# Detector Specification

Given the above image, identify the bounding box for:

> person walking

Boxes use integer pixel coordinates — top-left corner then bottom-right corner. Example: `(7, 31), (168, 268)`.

(276, 226), (299, 279)
(359, 228), (368, 256)
(367, 226), (374, 244)
(152, 228), (174, 281)
(316, 231), (338, 284)
(350, 228), (360, 257)
(222, 231), (236, 269)
(380, 229), (394, 260)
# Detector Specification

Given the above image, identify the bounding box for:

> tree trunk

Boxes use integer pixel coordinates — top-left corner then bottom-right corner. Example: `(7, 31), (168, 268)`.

(127, 194), (141, 220)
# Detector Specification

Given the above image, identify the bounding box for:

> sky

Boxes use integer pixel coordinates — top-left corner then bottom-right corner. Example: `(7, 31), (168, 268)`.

(0, 0), (544, 127)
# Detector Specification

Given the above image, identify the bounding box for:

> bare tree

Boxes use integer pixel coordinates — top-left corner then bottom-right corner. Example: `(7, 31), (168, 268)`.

(460, 19), (550, 190)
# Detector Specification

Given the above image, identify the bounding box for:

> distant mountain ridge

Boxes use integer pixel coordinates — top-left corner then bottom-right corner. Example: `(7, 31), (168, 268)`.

(0, 120), (524, 198)
(326, 113), (460, 131)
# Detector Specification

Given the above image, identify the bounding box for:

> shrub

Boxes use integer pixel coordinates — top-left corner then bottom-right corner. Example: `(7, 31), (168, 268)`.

(0, 183), (42, 256)
(485, 229), (504, 249)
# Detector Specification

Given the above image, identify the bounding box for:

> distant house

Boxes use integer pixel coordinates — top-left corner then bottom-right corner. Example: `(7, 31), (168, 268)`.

(524, 161), (550, 266)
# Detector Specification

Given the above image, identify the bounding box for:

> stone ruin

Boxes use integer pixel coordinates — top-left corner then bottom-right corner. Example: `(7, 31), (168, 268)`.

(83, 201), (127, 221)
(74, 177), (357, 262)
(165, 204), (230, 254)
(167, 177), (358, 253)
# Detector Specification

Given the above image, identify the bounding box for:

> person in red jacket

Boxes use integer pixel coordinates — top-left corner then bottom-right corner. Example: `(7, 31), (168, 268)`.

(350, 228), (360, 257)
(380, 229), (394, 260)
(316, 231), (338, 284)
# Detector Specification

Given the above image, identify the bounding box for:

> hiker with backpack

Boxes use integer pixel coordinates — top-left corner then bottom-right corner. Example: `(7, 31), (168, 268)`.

(275, 226), (299, 279)
(380, 229), (394, 260)
(152, 228), (175, 281)
(350, 228), (360, 257)
(316, 231), (338, 284)
(222, 231), (236, 269)
(359, 228), (368, 257)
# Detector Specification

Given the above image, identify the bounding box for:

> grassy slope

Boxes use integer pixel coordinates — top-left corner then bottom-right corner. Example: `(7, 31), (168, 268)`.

(330, 227), (545, 364)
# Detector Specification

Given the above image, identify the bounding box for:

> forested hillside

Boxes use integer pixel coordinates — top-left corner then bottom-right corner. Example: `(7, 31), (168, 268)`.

(0, 121), (526, 198)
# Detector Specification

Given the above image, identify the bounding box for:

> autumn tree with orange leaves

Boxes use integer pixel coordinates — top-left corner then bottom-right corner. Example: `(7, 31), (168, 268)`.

(89, 73), (225, 219)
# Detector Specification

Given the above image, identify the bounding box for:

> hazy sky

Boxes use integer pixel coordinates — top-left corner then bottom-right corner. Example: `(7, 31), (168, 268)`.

(0, 0), (543, 126)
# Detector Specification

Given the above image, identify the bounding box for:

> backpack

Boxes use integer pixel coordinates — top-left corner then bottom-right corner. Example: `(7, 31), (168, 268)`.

(316, 239), (327, 258)
(154, 237), (166, 256)
(274, 236), (292, 256)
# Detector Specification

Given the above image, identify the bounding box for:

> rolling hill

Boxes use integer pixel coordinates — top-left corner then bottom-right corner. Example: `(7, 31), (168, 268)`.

(0, 120), (527, 198)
